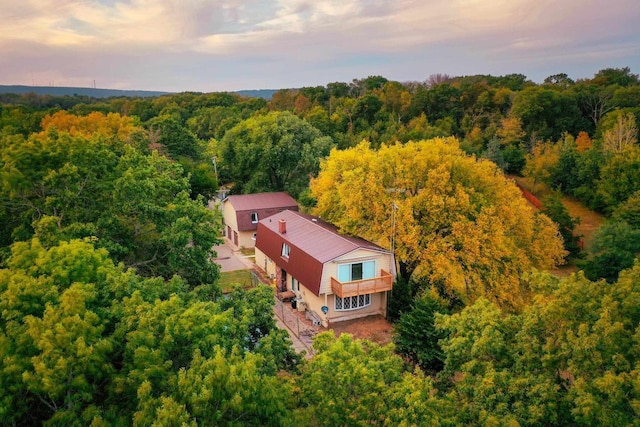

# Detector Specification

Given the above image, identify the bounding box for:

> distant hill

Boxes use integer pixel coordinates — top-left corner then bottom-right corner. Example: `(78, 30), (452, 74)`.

(235, 89), (279, 100)
(0, 85), (169, 98)
(0, 85), (279, 100)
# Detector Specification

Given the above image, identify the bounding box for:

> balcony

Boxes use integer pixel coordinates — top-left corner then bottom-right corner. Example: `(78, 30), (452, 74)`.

(331, 270), (393, 298)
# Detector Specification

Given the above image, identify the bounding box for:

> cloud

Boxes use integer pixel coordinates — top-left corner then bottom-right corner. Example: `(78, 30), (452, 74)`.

(0, 0), (638, 90)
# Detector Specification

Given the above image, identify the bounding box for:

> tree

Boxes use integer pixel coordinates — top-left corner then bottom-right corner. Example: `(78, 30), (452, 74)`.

(575, 130), (593, 152)
(310, 138), (565, 310)
(542, 191), (582, 259)
(592, 67), (639, 87)
(596, 147), (640, 213)
(544, 73), (575, 88)
(602, 112), (638, 153)
(482, 137), (509, 171)
(581, 221), (640, 282)
(524, 141), (561, 187)
(511, 86), (585, 142)
(0, 128), (221, 287)
(290, 333), (405, 426)
(394, 291), (450, 371)
(218, 111), (334, 198)
(612, 190), (640, 228)
(0, 237), (298, 425)
(496, 116), (526, 146)
(435, 263), (640, 425)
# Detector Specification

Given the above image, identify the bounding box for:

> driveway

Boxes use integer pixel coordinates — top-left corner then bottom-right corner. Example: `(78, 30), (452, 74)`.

(212, 241), (250, 272)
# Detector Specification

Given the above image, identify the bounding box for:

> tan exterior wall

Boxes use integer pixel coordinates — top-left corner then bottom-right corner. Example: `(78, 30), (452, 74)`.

(318, 249), (393, 295)
(256, 247), (392, 326)
(255, 248), (277, 281)
(222, 203), (257, 249)
(296, 283), (387, 327)
(237, 230), (257, 249)
(222, 201), (238, 232)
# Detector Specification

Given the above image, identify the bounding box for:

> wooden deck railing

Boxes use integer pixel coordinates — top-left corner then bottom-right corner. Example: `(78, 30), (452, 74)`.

(331, 270), (393, 298)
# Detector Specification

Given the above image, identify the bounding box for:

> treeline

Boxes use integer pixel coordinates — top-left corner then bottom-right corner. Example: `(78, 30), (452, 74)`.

(1, 67), (639, 425)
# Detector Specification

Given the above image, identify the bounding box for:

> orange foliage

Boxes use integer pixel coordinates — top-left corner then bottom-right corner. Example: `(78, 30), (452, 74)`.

(40, 111), (138, 140)
(575, 131), (593, 152)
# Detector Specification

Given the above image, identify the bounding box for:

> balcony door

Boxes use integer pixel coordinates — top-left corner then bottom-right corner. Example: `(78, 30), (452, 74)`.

(338, 260), (375, 282)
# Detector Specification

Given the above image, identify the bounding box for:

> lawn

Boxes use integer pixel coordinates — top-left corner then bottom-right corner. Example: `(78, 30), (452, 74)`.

(218, 269), (254, 293)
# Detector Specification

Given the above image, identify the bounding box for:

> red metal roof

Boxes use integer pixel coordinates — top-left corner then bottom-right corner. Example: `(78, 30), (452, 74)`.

(225, 192), (298, 212)
(255, 210), (390, 296)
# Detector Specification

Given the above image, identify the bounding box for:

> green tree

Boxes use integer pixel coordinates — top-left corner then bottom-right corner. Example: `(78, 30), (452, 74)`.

(394, 292), (450, 371)
(511, 86), (586, 142)
(291, 333), (405, 426)
(581, 221), (640, 282)
(0, 128), (221, 286)
(542, 191), (582, 259)
(218, 111), (334, 197)
(612, 190), (640, 228)
(592, 66), (639, 87)
(1, 237), (298, 425)
(596, 147), (640, 213)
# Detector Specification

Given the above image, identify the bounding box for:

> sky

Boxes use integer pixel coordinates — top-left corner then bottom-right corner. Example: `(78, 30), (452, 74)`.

(1, 0), (639, 93)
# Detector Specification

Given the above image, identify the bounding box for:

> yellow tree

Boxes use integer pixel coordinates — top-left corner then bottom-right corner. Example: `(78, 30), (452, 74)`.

(523, 141), (561, 188)
(310, 138), (565, 310)
(496, 116), (525, 146)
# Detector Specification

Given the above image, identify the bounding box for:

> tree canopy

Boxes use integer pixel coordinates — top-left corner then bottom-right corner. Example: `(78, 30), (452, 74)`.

(217, 111), (334, 198)
(310, 137), (565, 309)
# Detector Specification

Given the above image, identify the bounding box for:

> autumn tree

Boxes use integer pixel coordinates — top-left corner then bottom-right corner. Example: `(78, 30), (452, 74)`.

(575, 130), (593, 152)
(310, 138), (565, 310)
(602, 112), (638, 153)
(523, 141), (561, 188)
(40, 110), (138, 141)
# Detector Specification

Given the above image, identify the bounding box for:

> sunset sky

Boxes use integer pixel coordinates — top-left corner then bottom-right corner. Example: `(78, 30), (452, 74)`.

(1, 0), (639, 92)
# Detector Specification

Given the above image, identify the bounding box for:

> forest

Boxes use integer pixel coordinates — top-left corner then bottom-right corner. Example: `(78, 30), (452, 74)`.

(0, 67), (639, 425)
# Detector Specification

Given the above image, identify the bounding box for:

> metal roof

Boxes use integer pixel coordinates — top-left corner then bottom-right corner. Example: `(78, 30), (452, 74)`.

(258, 210), (390, 264)
(225, 192), (298, 212)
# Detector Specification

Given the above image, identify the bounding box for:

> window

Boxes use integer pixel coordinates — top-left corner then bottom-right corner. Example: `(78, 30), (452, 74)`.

(281, 243), (290, 258)
(335, 294), (371, 311)
(337, 260), (375, 282)
(251, 212), (258, 223)
(292, 277), (297, 292)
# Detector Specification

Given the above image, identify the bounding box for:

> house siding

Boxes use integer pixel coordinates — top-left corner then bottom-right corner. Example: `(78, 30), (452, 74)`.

(222, 193), (298, 249)
(319, 248), (393, 295)
(255, 222), (324, 295)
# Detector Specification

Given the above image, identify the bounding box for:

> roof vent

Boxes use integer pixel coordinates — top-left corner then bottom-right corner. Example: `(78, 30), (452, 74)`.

(278, 219), (286, 234)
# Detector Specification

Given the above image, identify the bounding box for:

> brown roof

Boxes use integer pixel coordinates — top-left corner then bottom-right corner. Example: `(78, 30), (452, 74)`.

(225, 192), (299, 232)
(255, 210), (390, 295)
(225, 192), (298, 212)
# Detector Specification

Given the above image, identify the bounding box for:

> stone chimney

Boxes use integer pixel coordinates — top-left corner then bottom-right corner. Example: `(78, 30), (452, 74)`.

(278, 219), (286, 234)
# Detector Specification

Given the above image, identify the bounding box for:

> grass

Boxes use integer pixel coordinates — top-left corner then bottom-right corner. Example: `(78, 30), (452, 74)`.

(218, 269), (254, 293)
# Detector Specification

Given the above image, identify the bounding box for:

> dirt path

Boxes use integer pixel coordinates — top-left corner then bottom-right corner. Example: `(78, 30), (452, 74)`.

(510, 175), (605, 251)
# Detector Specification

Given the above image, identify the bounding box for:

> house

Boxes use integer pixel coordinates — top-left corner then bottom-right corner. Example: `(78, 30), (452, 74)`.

(255, 210), (395, 326)
(222, 192), (298, 249)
